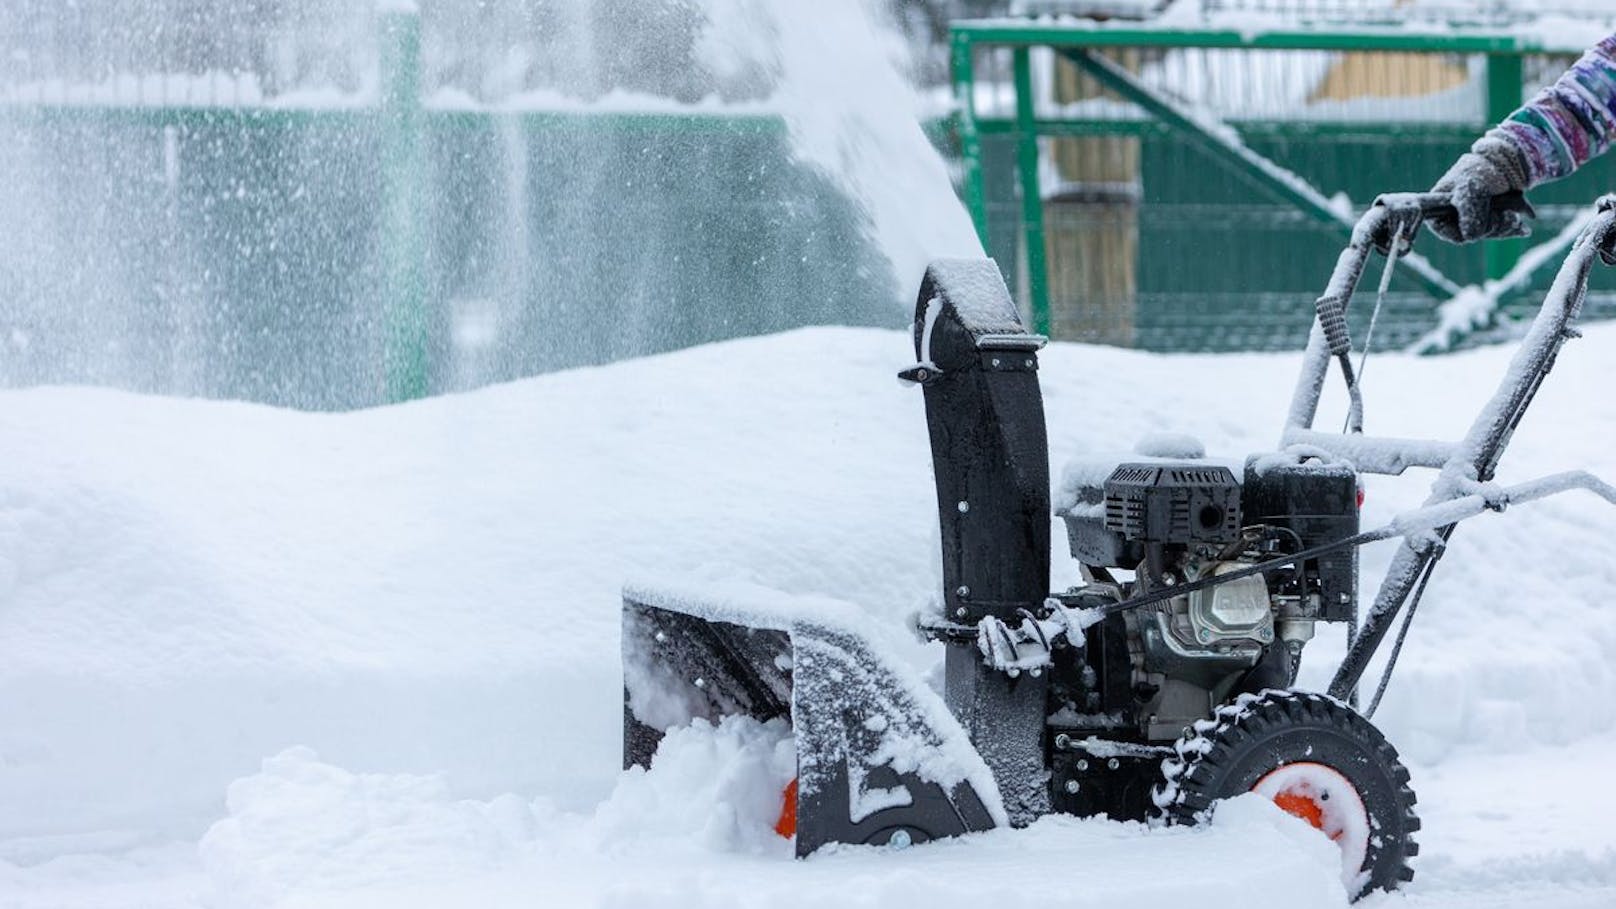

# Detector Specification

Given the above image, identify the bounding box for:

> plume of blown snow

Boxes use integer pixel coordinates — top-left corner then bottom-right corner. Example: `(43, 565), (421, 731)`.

(696, 0), (984, 301)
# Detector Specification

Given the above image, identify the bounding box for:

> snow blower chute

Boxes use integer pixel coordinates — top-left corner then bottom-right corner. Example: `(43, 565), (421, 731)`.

(622, 193), (1616, 896)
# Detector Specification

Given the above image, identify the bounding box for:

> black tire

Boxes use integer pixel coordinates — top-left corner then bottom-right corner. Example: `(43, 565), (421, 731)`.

(1154, 690), (1419, 900)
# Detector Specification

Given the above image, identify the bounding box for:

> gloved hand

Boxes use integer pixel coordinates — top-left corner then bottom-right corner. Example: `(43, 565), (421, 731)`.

(1426, 135), (1535, 244)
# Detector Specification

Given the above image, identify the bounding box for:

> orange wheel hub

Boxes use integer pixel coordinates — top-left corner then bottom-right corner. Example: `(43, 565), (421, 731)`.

(1271, 789), (1330, 834)
(1251, 761), (1371, 886)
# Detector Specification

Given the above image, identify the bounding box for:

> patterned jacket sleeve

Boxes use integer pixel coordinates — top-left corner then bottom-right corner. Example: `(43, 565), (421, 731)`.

(1491, 35), (1616, 187)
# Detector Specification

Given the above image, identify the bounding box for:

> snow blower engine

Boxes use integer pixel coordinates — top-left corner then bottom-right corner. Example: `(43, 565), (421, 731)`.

(622, 193), (1616, 898)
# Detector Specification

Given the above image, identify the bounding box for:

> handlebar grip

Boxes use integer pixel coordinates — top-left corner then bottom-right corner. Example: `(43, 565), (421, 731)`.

(1316, 294), (1353, 357)
(1404, 189), (1532, 221)
(1495, 189), (1533, 215)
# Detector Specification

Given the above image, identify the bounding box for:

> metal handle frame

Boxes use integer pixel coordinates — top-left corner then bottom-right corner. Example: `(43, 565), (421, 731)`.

(1319, 196), (1616, 700)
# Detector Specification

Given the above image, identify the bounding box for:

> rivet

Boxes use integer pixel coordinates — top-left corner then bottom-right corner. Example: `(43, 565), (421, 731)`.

(957, 585), (970, 597)
(1107, 758), (1120, 770)
(957, 500), (970, 513)
(955, 607), (968, 618)
(1064, 779), (1080, 794)
(1076, 759), (1089, 771)
(654, 632), (667, 643)
(889, 829), (913, 849)
(693, 677), (706, 689)
(1055, 733), (1071, 750)
(991, 358), (1000, 367)
(1024, 359), (1033, 368)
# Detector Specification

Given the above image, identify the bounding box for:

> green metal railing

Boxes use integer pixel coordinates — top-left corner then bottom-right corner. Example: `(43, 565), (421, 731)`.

(949, 20), (1595, 347)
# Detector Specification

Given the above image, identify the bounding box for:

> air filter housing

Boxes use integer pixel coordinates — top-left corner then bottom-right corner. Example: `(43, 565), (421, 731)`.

(1103, 463), (1241, 544)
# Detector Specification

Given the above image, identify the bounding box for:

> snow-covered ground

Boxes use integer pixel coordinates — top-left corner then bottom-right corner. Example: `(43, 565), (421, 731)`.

(3, 324), (1614, 908)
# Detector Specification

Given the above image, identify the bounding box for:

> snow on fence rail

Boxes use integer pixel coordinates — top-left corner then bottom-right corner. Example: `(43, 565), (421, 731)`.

(0, 0), (784, 112)
(1197, 0), (1614, 26)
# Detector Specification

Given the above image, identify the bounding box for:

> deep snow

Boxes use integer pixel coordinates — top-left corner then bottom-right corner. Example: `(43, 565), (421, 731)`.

(3, 324), (1615, 907)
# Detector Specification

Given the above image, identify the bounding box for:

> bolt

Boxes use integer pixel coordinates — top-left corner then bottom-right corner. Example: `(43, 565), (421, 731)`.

(1054, 733), (1071, 750)
(1076, 759), (1089, 771)
(957, 500), (970, 513)
(1007, 667), (1021, 678)
(654, 631), (667, 644)
(1064, 779), (1080, 794)
(1197, 628), (1213, 643)
(1107, 758), (1120, 770)
(888, 829), (912, 849)
(1024, 359), (1033, 368)
(991, 358), (1001, 367)
(955, 607), (968, 618)
(693, 677), (707, 689)
(956, 585), (970, 598)
(1029, 667), (1042, 678)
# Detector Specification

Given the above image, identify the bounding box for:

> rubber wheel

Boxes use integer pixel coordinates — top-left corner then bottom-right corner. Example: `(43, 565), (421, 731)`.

(1154, 690), (1419, 900)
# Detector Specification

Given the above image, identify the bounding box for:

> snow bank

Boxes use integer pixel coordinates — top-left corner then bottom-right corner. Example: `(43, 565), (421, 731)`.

(0, 329), (946, 844)
(199, 747), (539, 909)
(591, 716), (796, 855)
(4, 323), (1616, 876)
(201, 718), (795, 908)
(194, 730), (1345, 909)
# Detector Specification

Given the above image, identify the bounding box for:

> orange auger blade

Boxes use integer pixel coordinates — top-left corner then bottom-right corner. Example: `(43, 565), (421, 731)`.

(775, 777), (798, 838)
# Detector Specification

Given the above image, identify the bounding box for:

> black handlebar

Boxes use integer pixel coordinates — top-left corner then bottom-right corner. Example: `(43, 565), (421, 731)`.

(1380, 189), (1529, 219)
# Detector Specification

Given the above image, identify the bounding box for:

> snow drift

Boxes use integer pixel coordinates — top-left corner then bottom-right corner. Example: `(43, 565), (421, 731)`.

(2, 325), (1615, 906)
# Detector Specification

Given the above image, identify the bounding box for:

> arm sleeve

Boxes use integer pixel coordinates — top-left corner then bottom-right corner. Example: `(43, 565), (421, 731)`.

(1490, 34), (1616, 187)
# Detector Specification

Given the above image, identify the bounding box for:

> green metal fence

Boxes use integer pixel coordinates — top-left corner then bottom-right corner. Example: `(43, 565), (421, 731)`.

(0, 10), (894, 409)
(950, 20), (1616, 352)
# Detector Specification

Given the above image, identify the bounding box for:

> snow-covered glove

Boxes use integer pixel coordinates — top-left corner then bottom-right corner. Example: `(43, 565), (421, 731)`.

(1426, 135), (1536, 244)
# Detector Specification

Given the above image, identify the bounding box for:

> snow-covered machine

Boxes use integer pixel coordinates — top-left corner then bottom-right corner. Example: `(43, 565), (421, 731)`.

(622, 194), (1616, 897)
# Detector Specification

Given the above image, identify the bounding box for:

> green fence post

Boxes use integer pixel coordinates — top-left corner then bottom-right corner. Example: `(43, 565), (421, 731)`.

(379, 7), (429, 402)
(952, 30), (989, 247)
(1485, 52), (1525, 283)
(1012, 47), (1051, 334)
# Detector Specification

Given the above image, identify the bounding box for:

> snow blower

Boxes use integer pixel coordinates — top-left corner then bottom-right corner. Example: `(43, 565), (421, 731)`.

(622, 193), (1616, 897)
